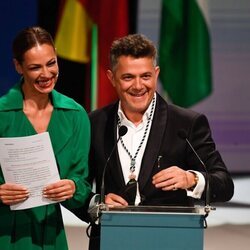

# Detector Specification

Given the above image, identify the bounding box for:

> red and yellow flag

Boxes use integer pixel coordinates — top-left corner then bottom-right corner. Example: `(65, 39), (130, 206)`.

(55, 0), (129, 110)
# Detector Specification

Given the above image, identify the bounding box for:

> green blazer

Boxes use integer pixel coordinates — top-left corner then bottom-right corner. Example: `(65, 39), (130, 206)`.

(0, 83), (91, 249)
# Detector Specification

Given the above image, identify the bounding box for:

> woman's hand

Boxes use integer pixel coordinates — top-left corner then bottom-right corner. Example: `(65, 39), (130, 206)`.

(0, 183), (29, 205)
(43, 179), (76, 202)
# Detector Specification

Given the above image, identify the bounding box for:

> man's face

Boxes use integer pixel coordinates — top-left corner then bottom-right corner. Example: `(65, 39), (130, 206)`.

(107, 56), (160, 119)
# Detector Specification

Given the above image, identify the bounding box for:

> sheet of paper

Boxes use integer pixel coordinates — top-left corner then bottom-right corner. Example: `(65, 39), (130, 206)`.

(0, 132), (60, 210)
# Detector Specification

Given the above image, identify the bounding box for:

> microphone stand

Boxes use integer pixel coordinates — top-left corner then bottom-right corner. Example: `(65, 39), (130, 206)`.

(99, 125), (128, 211)
(178, 130), (215, 217)
(88, 126), (128, 225)
(184, 138), (215, 216)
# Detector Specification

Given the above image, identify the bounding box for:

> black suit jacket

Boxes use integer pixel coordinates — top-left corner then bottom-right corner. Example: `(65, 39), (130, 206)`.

(88, 93), (233, 204)
(73, 93), (234, 249)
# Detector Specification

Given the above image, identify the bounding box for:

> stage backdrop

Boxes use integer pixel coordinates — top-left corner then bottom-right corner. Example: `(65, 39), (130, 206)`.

(1, 0), (249, 174)
(138, 0), (250, 174)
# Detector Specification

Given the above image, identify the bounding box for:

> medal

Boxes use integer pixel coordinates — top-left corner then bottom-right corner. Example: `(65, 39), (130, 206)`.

(118, 96), (156, 185)
(129, 172), (136, 180)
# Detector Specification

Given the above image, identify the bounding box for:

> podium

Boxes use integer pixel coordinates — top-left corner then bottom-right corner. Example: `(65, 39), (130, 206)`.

(100, 206), (206, 250)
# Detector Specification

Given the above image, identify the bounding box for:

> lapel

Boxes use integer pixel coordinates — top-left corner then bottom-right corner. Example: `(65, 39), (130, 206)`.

(138, 94), (168, 190)
(48, 110), (73, 156)
(104, 103), (127, 189)
(47, 90), (81, 156)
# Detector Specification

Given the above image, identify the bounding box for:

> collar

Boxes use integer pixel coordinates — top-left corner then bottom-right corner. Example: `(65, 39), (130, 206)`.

(117, 92), (156, 127)
(0, 80), (82, 111)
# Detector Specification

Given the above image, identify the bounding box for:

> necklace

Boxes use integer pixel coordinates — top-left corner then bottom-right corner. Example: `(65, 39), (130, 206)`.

(118, 96), (155, 180)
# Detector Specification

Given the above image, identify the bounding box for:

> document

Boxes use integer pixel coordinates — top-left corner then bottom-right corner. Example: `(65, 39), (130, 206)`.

(0, 132), (60, 210)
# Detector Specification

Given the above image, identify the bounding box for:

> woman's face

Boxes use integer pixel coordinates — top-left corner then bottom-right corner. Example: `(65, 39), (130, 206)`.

(14, 43), (59, 95)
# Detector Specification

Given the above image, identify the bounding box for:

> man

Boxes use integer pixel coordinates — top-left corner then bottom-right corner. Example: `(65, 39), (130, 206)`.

(75, 34), (234, 250)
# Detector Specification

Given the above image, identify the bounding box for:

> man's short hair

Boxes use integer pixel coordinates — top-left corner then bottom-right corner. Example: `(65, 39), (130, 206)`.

(109, 34), (157, 70)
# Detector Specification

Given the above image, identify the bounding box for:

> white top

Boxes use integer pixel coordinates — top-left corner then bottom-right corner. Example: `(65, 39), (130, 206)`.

(117, 93), (205, 204)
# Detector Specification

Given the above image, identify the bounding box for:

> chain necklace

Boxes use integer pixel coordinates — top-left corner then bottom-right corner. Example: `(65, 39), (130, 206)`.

(118, 96), (155, 179)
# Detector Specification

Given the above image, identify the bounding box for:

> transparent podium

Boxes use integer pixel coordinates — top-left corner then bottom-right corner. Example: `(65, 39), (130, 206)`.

(100, 206), (206, 250)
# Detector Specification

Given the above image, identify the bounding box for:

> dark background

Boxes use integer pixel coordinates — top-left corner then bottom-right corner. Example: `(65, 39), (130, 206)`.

(0, 0), (138, 111)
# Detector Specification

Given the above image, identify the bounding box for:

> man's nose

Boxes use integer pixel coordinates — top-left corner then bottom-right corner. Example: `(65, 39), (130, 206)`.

(133, 77), (143, 89)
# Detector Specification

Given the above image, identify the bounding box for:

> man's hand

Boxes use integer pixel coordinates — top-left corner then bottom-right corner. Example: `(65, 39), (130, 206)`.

(105, 193), (128, 207)
(152, 166), (196, 191)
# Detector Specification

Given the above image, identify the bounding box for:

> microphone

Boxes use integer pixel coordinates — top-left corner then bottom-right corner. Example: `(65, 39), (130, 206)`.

(178, 129), (212, 215)
(99, 125), (128, 209)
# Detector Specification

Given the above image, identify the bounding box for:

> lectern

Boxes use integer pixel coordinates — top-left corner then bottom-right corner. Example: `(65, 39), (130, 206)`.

(100, 206), (206, 250)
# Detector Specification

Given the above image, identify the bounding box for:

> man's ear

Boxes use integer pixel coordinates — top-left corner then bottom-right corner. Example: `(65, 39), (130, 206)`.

(155, 66), (160, 78)
(106, 69), (115, 87)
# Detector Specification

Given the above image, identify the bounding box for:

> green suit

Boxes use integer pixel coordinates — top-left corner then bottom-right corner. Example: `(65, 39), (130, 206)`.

(0, 83), (91, 249)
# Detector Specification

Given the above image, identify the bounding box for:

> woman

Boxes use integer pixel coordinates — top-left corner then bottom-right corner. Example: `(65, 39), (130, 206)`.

(0, 26), (91, 249)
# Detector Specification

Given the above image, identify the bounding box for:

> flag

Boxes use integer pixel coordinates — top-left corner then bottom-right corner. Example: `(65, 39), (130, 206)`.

(159, 0), (212, 107)
(90, 0), (129, 109)
(54, 0), (132, 110)
(55, 0), (92, 63)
